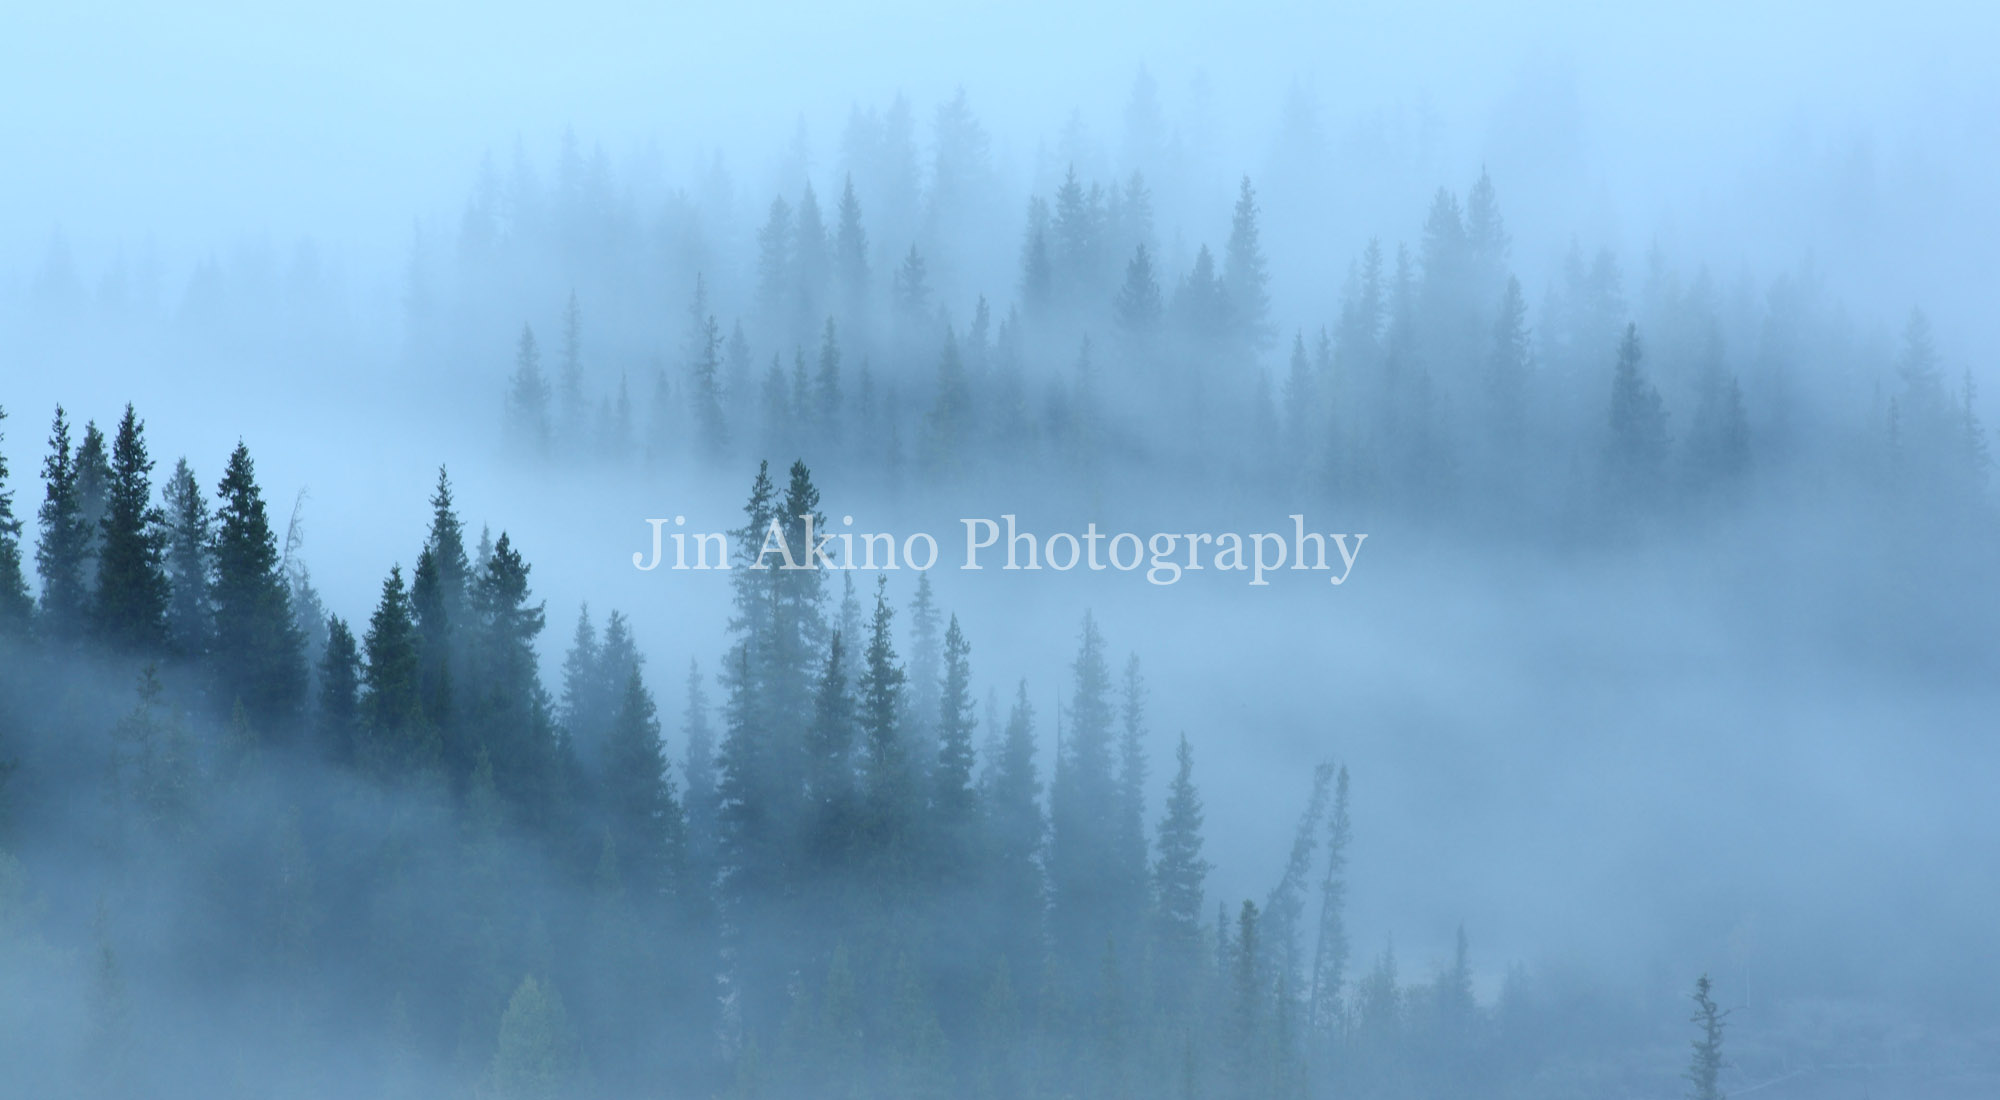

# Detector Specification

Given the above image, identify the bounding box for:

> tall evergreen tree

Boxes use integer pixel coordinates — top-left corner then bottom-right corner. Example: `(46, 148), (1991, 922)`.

(211, 442), (307, 733)
(0, 406), (32, 632)
(933, 614), (978, 867)
(1606, 322), (1670, 499)
(1685, 974), (1727, 1100)
(91, 405), (169, 653)
(361, 566), (430, 775)
(1153, 734), (1210, 1002)
(601, 667), (683, 902)
(1222, 176), (1274, 353)
(318, 614), (361, 763)
(160, 458), (212, 657)
(506, 325), (552, 459)
(35, 406), (92, 639)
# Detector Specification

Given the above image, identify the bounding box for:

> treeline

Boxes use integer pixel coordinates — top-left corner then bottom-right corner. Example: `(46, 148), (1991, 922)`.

(0, 402), (1635, 1098)
(480, 144), (1993, 540)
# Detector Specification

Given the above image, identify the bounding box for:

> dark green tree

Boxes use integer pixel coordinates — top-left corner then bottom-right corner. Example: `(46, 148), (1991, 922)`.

(160, 458), (212, 657)
(90, 405), (169, 653)
(0, 406), (31, 632)
(211, 442), (307, 733)
(318, 614), (361, 762)
(35, 406), (92, 639)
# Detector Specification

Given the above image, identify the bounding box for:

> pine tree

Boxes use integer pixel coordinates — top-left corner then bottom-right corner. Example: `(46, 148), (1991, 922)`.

(1153, 734), (1210, 998)
(35, 406), (92, 639)
(687, 277), (728, 456)
(506, 324), (552, 458)
(361, 566), (430, 775)
(0, 406), (32, 632)
(933, 614), (978, 868)
(894, 246), (931, 324)
(318, 614), (361, 762)
(160, 458), (212, 657)
(835, 175), (870, 319)
(74, 420), (110, 590)
(1049, 611), (1121, 984)
(211, 442), (307, 733)
(1685, 974), (1727, 1100)
(1487, 277), (1531, 445)
(1607, 322), (1670, 498)
(987, 680), (1045, 991)
(756, 196), (796, 318)
(411, 466), (470, 773)
(601, 667), (683, 902)
(1113, 654), (1151, 933)
(1307, 766), (1351, 1035)
(91, 405), (169, 652)
(490, 976), (578, 1100)
(815, 317), (843, 441)
(469, 533), (556, 827)
(1222, 176), (1273, 352)
(558, 291), (586, 454)
(859, 576), (913, 879)
(1114, 244), (1163, 334)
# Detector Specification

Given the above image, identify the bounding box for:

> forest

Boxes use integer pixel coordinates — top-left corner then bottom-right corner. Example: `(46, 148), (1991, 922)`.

(5, 18), (2000, 1099)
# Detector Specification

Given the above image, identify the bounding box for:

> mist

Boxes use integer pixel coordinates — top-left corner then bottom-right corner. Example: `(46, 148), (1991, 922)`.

(3, 2), (1998, 1098)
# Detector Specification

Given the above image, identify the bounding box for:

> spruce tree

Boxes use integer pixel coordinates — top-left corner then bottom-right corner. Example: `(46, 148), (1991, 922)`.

(91, 405), (169, 653)
(0, 406), (31, 632)
(601, 667), (682, 902)
(932, 614), (977, 868)
(986, 681), (1044, 992)
(1222, 176), (1273, 352)
(361, 566), (429, 775)
(835, 175), (870, 319)
(211, 442), (307, 733)
(859, 576), (913, 879)
(1114, 244), (1163, 334)
(506, 325), (552, 459)
(1685, 974), (1727, 1100)
(1153, 734), (1210, 998)
(160, 458), (212, 657)
(318, 614), (361, 762)
(35, 406), (92, 639)
(1307, 766), (1351, 1035)
(1607, 322), (1670, 498)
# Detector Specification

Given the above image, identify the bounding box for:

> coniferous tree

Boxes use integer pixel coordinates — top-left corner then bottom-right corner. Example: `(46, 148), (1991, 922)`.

(468, 533), (556, 827)
(1049, 611), (1121, 985)
(1487, 276), (1531, 447)
(411, 467), (470, 773)
(1153, 734), (1210, 1005)
(986, 681), (1045, 992)
(318, 614), (361, 762)
(933, 614), (977, 868)
(815, 317), (843, 441)
(686, 277), (728, 456)
(1114, 244), (1163, 335)
(835, 175), (870, 320)
(489, 976), (578, 1100)
(558, 291), (586, 454)
(1307, 766), (1351, 1036)
(74, 420), (110, 589)
(211, 442), (307, 732)
(601, 667), (683, 902)
(506, 325), (552, 458)
(361, 566), (429, 775)
(859, 576), (913, 883)
(1607, 322), (1670, 499)
(36, 406), (92, 640)
(0, 406), (32, 632)
(1685, 974), (1727, 1100)
(91, 405), (169, 653)
(160, 458), (212, 657)
(1222, 176), (1273, 353)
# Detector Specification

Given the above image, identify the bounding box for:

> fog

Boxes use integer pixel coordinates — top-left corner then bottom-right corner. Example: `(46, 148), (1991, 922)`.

(3, 2), (1998, 1098)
